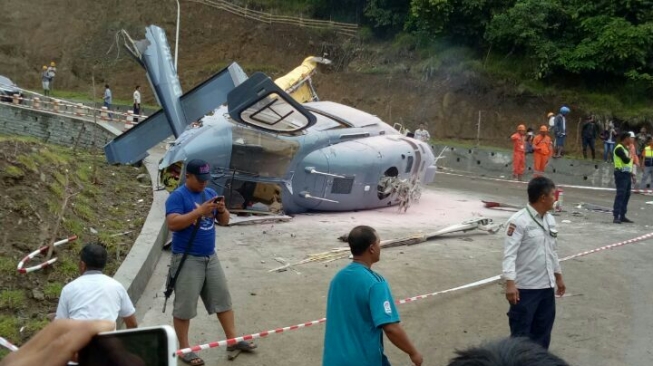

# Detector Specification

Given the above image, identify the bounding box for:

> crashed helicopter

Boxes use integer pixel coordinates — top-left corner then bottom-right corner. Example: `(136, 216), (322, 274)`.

(104, 26), (437, 214)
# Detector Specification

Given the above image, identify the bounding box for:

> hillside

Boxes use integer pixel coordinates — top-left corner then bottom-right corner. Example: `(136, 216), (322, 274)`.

(1, 0), (647, 153)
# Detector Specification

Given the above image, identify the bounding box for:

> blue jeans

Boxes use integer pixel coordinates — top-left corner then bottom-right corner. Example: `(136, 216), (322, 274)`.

(604, 142), (615, 162)
(613, 171), (632, 219)
(507, 288), (556, 349)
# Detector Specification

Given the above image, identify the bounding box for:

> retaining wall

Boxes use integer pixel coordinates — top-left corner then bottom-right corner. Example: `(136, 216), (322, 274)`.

(0, 102), (120, 148)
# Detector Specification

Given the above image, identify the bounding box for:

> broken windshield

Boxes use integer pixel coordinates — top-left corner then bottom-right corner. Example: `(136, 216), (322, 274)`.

(230, 125), (300, 178)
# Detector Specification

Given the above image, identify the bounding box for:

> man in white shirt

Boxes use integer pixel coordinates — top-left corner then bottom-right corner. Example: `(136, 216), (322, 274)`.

(413, 123), (430, 142)
(103, 84), (113, 119)
(55, 243), (138, 329)
(502, 177), (566, 350)
(133, 85), (141, 123)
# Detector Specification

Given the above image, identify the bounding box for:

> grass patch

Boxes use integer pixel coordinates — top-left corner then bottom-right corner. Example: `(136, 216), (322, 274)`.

(48, 182), (64, 198)
(0, 290), (26, 309)
(0, 315), (19, 343)
(17, 154), (38, 172)
(39, 148), (70, 165)
(76, 165), (93, 183)
(0, 257), (15, 275)
(59, 258), (80, 278)
(4, 165), (24, 178)
(62, 218), (85, 237)
(72, 202), (97, 222)
(43, 282), (63, 300)
(47, 198), (60, 215)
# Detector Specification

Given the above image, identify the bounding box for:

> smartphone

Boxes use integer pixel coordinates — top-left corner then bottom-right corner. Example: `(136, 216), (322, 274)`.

(78, 325), (177, 366)
(213, 195), (224, 203)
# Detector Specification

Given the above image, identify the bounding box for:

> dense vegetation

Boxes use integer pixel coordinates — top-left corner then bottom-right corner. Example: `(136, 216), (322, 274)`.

(243, 0), (653, 119)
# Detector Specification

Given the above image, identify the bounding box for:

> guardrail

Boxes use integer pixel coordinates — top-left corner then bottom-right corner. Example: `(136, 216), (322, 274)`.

(187, 0), (358, 36)
(0, 85), (148, 132)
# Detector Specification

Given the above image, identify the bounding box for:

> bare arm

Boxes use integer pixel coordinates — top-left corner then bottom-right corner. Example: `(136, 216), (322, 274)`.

(122, 314), (138, 329)
(167, 197), (218, 231)
(382, 322), (422, 365)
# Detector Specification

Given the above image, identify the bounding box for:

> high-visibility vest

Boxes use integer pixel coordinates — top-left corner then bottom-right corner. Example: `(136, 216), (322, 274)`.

(614, 144), (633, 172)
(644, 146), (653, 167)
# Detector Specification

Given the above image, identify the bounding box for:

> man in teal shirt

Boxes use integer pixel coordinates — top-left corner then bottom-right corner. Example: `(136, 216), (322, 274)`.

(323, 226), (423, 366)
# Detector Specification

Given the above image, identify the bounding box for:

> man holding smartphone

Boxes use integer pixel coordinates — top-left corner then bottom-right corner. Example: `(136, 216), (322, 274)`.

(165, 159), (255, 366)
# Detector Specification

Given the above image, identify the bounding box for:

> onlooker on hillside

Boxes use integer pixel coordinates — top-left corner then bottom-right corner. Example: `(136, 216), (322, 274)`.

(55, 243), (138, 328)
(47, 61), (57, 93)
(133, 85), (141, 123)
(581, 115), (599, 159)
(446, 337), (570, 366)
(103, 84), (113, 119)
(553, 106), (570, 158)
(639, 136), (653, 190)
(41, 65), (50, 97)
(413, 123), (430, 142)
(636, 126), (648, 156)
(602, 121), (617, 163)
(525, 128), (535, 154)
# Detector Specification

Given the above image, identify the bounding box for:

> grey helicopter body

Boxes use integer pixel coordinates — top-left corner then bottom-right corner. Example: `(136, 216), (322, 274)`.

(104, 26), (436, 214)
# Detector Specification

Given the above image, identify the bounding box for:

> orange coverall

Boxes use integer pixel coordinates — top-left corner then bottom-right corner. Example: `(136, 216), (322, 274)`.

(532, 134), (553, 176)
(511, 132), (526, 176)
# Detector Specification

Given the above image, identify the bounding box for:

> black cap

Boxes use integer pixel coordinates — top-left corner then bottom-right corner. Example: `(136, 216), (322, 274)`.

(186, 159), (211, 182)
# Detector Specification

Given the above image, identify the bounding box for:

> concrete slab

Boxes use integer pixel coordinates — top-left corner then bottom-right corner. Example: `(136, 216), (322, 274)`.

(136, 173), (653, 366)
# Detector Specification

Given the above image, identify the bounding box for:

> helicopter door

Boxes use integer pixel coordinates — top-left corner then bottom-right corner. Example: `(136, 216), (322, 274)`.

(227, 72), (317, 134)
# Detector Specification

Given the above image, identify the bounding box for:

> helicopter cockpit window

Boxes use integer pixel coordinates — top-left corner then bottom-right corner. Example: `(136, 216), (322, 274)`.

(230, 125), (300, 178)
(240, 93), (310, 132)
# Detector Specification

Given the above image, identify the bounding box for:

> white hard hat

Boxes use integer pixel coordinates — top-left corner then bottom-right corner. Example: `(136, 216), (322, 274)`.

(629, 131), (636, 138)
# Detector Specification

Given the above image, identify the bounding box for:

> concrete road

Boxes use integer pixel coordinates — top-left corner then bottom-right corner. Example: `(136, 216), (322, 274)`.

(135, 172), (653, 366)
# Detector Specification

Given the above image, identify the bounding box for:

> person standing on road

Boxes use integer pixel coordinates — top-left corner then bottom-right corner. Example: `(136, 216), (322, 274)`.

(612, 132), (636, 224)
(55, 243), (138, 329)
(502, 177), (566, 350)
(532, 125), (553, 177)
(511, 124), (527, 181)
(133, 85), (141, 123)
(165, 159), (256, 366)
(636, 126), (648, 156)
(639, 136), (653, 190)
(323, 226), (423, 366)
(413, 123), (431, 142)
(553, 106), (570, 158)
(581, 115), (599, 160)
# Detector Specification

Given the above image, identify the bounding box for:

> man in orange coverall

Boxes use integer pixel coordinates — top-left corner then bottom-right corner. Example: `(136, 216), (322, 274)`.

(532, 125), (553, 177)
(511, 124), (527, 181)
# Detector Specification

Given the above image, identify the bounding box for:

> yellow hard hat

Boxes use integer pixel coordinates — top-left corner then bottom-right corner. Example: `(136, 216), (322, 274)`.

(50, 61), (56, 66)
(547, 112), (554, 118)
(42, 65), (47, 70)
(517, 124), (526, 131)
(539, 125), (548, 132)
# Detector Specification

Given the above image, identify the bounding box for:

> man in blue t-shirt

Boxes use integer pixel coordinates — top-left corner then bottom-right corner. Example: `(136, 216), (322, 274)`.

(323, 226), (423, 366)
(165, 159), (256, 365)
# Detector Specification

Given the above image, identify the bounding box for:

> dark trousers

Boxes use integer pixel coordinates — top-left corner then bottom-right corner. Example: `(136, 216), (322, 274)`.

(613, 171), (632, 219)
(507, 288), (555, 349)
(582, 136), (595, 159)
(133, 104), (140, 123)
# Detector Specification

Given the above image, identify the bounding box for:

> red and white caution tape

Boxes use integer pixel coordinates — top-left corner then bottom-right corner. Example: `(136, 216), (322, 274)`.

(0, 336), (19, 352)
(559, 232), (653, 262)
(176, 232), (653, 355)
(439, 171), (653, 194)
(176, 318), (326, 356)
(16, 236), (78, 274)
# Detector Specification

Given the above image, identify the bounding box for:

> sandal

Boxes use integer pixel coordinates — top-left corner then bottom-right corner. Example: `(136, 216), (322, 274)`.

(226, 340), (257, 352)
(180, 351), (205, 366)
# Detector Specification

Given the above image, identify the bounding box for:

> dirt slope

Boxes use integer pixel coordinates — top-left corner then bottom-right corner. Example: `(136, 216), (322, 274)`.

(0, 136), (151, 353)
(1, 0), (581, 150)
